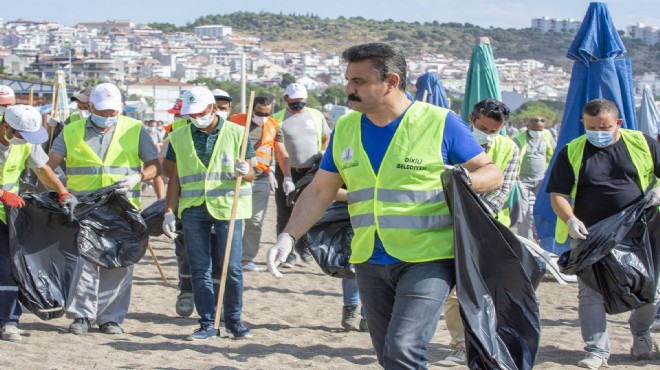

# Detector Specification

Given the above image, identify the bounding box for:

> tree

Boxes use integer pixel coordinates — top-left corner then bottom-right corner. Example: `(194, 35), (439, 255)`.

(512, 101), (560, 126)
(82, 78), (101, 87)
(319, 85), (347, 106)
(280, 73), (296, 88)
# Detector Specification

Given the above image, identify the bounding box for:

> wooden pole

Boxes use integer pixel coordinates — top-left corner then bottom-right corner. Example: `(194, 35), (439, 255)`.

(213, 90), (255, 330)
(422, 90), (428, 103)
(28, 88), (34, 106)
(147, 242), (169, 285)
(48, 80), (61, 151)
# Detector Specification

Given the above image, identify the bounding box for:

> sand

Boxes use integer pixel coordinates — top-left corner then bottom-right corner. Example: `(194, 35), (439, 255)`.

(0, 188), (658, 369)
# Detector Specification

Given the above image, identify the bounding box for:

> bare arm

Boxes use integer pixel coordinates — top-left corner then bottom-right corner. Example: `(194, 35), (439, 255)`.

(33, 165), (67, 194)
(165, 162), (180, 214)
(321, 133), (330, 151)
(550, 192), (575, 223)
(335, 188), (348, 202)
(274, 141), (292, 177)
(47, 152), (65, 171)
(141, 159), (161, 182)
(162, 159), (174, 179)
(461, 152), (503, 194)
(283, 169), (344, 240)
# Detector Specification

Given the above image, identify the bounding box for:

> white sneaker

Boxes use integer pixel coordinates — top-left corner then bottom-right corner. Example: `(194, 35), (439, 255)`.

(1, 325), (22, 342)
(444, 348), (466, 363)
(577, 352), (608, 369)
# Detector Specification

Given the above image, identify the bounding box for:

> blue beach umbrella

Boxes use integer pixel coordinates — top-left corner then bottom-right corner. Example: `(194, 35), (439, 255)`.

(415, 72), (450, 108)
(534, 2), (638, 254)
(639, 85), (659, 138)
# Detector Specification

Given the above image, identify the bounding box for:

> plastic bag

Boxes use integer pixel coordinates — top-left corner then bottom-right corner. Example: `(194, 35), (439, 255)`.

(558, 198), (660, 314)
(299, 202), (354, 279)
(442, 168), (541, 370)
(286, 154), (322, 207)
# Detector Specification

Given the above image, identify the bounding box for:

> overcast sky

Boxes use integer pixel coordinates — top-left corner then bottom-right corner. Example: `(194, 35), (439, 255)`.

(3, 1), (658, 30)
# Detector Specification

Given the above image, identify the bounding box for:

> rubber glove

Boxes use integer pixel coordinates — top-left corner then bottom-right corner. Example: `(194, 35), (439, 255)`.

(645, 186), (660, 208)
(116, 174), (142, 194)
(59, 192), (78, 222)
(283, 176), (295, 195)
(234, 160), (249, 177)
(267, 233), (295, 279)
(0, 191), (24, 208)
(567, 217), (588, 240)
(268, 171), (278, 192)
(162, 212), (177, 239)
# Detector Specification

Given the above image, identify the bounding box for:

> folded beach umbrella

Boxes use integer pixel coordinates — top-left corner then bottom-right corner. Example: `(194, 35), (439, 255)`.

(415, 71), (450, 108)
(639, 85), (659, 138)
(534, 2), (638, 254)
(460, 37), (501, 123)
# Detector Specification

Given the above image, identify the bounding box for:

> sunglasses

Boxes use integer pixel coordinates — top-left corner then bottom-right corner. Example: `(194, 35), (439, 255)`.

(476, 101), (510, 117)
(529, 118), (546, 123)
(253, 111), (271, 117)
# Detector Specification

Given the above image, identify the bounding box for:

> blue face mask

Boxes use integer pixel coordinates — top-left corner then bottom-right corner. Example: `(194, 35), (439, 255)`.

(288, 101), (306, 112)
(91, 113), (118, 128)
(586, 129), (615, 148)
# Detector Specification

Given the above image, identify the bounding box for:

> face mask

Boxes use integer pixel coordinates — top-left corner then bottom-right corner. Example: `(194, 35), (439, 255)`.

(252, 116), (268, 126)
(190, 111), (215, 129)
(157, 126), (164, 132)
(147, 127), (155, 133)
(472, 127), (497, 146)
(586, 129), (615, 148)
(528, 130), (542, 139)
(91, 113), (118, 128)
(217, 112), (229, 120)
(288, 101), (306, 112)
(79, 110), (91, 119)
(4, 133), (27, 146)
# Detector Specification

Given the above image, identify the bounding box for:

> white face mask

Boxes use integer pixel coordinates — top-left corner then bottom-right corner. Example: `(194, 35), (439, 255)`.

(472, 127), (497, 146)
(528, 130), (542, 139)
(79, 110), (91, 119)
(4, 133), (27, 146)
(190, 111), (215, 129)
(252, 116), (268, 126)
(217, 112), (229, 120)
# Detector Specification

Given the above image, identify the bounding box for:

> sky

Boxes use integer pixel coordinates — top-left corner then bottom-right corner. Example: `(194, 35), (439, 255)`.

(3, 0), (658, 30)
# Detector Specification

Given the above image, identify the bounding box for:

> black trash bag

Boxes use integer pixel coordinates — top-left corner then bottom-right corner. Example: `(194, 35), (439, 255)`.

(442, 167), (541, 370)
(286, 155), (322, 207)
(299, 201), (354, 279)
(558, 198), (660, 315)
(8, 191), (81, 320)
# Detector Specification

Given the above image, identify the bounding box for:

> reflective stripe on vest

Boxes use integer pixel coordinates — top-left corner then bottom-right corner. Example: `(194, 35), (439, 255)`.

(63, 116), (143, 210)
(333, 101), (453, 263)
(486, 135), (518, 227)
(0, 144), (31, 223)
(273, 108), (325, 151)
(514, 129), (553, 174)
(169, 121), (252, 220)
(554, 129), (654, 243)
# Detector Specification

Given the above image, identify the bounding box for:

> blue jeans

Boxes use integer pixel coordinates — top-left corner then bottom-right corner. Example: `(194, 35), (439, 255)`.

(342, 277), (365, 318)
(0, 221), (21, 326)
(181, 205), (243, 327)
(356, 260), (454, 369)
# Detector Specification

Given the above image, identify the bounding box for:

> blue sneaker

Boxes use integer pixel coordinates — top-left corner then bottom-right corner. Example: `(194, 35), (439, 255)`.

(225, 320), (253, 339)
(186, 326), (218, 341)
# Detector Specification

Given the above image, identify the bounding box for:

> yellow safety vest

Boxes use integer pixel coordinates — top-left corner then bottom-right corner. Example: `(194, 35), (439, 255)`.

(69, 112), (81, 123)
(169, 122), (252, 220)
(486, 135), (518, 227)
(555, 129), (654, 243)
(0, 144), (31, 223)
(171, 118), (188, 132)
(514, 129), (554, 173)
(333, 102), (453, 263)
(273, 107), (325, 151)
(63, 116), (143, 210)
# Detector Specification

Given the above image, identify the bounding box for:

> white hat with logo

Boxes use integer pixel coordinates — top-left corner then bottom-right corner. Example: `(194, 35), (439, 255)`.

(4, 105), (48, 144)
(285, 83), (308, 99)
(181, 87), (215, 115)
(0, 85), (16, 105)
(90, 83), (123, 111)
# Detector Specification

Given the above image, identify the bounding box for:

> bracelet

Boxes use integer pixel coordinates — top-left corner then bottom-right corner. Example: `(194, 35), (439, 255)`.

(280, 232), (296, 244)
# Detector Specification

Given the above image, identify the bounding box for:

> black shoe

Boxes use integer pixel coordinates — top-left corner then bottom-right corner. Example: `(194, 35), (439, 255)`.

(225, 320), (253, 339)
(280, 253), (297, 268)
(99, 322), (124, 334)
(68, 318), (90, 335)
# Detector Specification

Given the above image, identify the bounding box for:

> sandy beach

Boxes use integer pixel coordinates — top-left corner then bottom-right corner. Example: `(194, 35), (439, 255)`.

(0, 188), (658, 370)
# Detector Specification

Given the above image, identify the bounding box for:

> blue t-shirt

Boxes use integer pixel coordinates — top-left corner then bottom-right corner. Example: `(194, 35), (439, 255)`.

(320, 109), (483, 264)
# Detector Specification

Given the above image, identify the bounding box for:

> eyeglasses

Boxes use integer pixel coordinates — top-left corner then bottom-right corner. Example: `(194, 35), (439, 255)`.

(253, 111), (271, 117)
(529, 118), (546, 123)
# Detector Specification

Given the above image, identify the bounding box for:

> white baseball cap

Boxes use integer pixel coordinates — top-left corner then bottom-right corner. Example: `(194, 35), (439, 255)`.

(181, 87), (215, 115)
(285, 83), (307, 99)
(211, 89), (232, 102)
(90, 83), (123, 112)
(0, 85), (16, 105)
(4, 105), (48, 144)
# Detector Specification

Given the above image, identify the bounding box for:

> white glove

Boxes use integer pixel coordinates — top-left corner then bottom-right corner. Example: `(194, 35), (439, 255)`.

(162, 212), (177, 239)
(268, 171), (278, 192)
(116, 174), (142, 194)
(234, 160), (249, 177)
(283, 176), (295, 195)
(266, 233), (295, 279)
(645, 186), (660, 208)
(567, 217), (588, 240)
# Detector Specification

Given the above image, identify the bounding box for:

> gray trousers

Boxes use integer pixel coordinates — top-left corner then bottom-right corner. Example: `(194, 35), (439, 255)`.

(65, 258), (133, 325)
(578, 278), (660, 359)
(241, 175), (271, 264)
(517, 179), (543, 240)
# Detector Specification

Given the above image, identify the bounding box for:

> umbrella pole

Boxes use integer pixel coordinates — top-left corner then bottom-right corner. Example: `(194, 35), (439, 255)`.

(147, 242), (168, 285)
(28, 88), (34, 106)
(213, 90), (255, 330)
(422, 90), (428, 103)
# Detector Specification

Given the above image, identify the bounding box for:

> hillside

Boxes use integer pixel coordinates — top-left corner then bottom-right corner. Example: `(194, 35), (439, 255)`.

(152, 12), (659, 75)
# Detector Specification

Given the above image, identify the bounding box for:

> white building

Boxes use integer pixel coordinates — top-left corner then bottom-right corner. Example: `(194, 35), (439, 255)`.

(194, 25), (232, 39)
(532, 17), (581, 33)
(627, 23), (659, 45)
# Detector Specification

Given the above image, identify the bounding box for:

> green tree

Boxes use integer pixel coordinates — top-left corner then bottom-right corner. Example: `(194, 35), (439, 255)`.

(280, 73), (296, 88)
(512, 101), (559, 127)
(82, 78), (100, 87)
(319, 85), (347, 106)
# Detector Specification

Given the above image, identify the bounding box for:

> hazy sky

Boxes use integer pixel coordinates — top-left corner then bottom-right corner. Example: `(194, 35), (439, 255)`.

(3, 1), (658, 30)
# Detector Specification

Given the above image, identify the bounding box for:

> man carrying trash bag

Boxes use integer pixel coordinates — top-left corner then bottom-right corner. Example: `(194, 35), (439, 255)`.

(0, 105), (78, 341)
(547, 98), (660, 368)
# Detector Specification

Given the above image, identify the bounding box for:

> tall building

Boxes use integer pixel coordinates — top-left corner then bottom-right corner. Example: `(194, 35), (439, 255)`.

(194, 25), (232, 38)
(627, 23), (659, 45)
(531, 17), (581, 33)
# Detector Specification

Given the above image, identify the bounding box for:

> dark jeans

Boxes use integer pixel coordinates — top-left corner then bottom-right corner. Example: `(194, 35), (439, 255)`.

(0, 221), (21, 326)
(181, 205), (243, 327)
(174, 233), (221, 293)
(356, 260), (455, 370)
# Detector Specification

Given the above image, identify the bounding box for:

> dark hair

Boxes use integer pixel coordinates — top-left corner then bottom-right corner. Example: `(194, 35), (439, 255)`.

(254, 96), (271, 107)
(341, 43), (407, 91)
(582, 98), (619, 118)
(471, 98), (509, 123)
